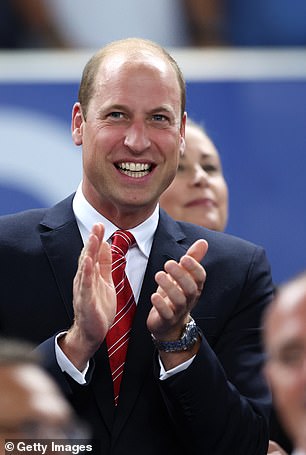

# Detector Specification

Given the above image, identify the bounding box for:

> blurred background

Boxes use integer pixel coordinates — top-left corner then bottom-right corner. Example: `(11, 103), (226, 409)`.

(0, 0), (305, 284)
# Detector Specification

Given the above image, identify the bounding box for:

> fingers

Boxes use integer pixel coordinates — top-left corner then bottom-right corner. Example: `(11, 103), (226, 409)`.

(154, 261), (204, 314)
(98, 240), (112, 284)
(154, 268), (186, 315)
(84, 223), (114, 288)
(78, 223), (103, 265)
(87, 223), (105, 263)
(76, 223), (107, 288)
(151, 291), (174, 321)
(152, 239), (207, 319)
(184, 238), (208, 262)
(178, 239), (208, 294)
(83, 223), (105, 261)
(174, 239), (207, 290)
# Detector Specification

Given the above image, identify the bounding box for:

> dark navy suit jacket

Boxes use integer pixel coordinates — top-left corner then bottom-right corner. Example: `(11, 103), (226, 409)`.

(0, 195), (273, 454)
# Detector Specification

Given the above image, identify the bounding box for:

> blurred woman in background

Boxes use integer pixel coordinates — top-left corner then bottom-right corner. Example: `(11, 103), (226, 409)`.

(160, 118), (228, 232)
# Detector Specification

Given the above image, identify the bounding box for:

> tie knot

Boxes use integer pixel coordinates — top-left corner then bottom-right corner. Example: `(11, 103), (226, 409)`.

(111, 230), (135, 256)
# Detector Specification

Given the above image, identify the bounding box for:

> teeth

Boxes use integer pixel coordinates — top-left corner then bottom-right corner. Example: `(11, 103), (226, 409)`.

(122, 170), (148, 178)
(117, 162), (152, 178)
(119, 162), (150, 171)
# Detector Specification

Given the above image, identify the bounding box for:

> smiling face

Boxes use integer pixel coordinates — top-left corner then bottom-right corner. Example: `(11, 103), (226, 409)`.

(72, 45), (185, 228)
(159, 124), (228, 231)
(264, 277), (306, 450)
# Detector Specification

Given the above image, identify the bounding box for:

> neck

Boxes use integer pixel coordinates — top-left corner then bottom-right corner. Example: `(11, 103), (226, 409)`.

(106, 208), (156, 230)
(82, 189), (157, 229)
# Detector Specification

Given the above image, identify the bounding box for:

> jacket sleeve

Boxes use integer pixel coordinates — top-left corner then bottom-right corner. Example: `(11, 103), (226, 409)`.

(155, 245), (274, 455)
(36, 335), (95, 396)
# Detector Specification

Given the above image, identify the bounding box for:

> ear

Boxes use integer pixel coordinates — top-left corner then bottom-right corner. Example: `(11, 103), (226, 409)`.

(179, 112), (187, 157)
(71, 102), (84, 146)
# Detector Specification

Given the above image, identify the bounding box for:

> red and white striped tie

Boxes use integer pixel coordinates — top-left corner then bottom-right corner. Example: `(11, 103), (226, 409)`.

(106, 230), (136, 406)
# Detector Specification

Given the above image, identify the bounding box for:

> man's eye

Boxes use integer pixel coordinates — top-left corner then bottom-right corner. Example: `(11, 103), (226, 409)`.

(152, 114), (168, 122)
(108, 112), (125, 119)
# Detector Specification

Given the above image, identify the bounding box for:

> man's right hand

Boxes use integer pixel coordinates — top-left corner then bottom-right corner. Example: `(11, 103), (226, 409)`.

(59, 223), (116, 371)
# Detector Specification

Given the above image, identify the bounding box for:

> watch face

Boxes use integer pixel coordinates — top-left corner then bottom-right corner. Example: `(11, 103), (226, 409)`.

(151, 318), (199, 352)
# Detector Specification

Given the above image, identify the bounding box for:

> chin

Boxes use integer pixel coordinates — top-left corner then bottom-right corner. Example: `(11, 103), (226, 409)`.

(199, 218), (218, 231)
(185, 211), (219, 231)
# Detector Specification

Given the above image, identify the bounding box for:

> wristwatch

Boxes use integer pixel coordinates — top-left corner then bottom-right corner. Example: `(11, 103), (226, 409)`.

(151, 317), (199, 353)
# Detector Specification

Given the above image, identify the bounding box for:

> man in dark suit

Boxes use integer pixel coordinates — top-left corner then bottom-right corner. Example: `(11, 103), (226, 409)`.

(0, 38), (273, 454)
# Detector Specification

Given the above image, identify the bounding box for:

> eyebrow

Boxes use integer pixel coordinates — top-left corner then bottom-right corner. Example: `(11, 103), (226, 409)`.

(271, 339), (305, 357)
(99, 103), (175, 115)
(181, 151), (212, 159)
(98, 103), (128, 114)
(200, 153), (215, 159)
(280, 340), (304, 351)
(150, 105), (175, 114)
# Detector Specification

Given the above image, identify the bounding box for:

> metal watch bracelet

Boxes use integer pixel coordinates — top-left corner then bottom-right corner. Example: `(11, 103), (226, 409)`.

(151, 317), (199, 353)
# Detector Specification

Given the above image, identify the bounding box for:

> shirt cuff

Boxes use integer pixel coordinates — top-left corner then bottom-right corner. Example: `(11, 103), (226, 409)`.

(55, 332), (89, 385)
(158, 354), (196, 380)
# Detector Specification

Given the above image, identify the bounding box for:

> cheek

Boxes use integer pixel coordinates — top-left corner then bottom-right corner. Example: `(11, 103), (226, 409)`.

(211, 180), (228, 213)
(216, 180), (229, 202)
(83, 124), (115, 149)
(272, 372), (303, 409)
(214, 184), (229, 220)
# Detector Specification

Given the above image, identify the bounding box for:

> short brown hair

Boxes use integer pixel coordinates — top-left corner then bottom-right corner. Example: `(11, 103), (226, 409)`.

(78, 38), (186, 121)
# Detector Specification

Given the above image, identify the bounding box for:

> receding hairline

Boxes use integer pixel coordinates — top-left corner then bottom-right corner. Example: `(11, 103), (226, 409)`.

(78, 37), (186, 119)
(98, 37), (173, 60)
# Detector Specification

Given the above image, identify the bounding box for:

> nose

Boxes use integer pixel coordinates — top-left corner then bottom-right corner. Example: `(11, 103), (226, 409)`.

(124, 122), (151, 153)
(189, 165), (208, 187)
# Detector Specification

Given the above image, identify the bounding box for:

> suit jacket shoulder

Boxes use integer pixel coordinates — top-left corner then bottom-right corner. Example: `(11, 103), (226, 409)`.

(0, 194), (82, 341)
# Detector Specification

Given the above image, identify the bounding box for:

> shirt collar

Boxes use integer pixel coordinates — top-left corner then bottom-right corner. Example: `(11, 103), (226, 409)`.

(72, 183), (159, 259)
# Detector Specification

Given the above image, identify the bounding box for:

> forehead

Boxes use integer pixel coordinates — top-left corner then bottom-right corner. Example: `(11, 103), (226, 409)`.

(0, 365), (68, 424)
(185, 127), (220, 160)
(266, 285), (306, 350)
(94, 51), (180, 102)
(0, 366), (39, 422)
(102, 47), (172, 72)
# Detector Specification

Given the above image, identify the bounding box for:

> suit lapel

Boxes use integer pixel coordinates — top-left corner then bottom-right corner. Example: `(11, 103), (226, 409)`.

(112, 209), (188, 439)
(39, 195), (83, 322)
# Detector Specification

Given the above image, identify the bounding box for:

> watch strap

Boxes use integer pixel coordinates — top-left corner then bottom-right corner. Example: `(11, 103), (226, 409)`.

(151, 317), (199, 353)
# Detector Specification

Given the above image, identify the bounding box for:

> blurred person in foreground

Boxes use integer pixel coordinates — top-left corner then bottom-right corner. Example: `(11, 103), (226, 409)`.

(0, 338), (84, 450)
(159, 119), (228, 232)
(264, 272), (306, 455)
(0, 37), (273, 454)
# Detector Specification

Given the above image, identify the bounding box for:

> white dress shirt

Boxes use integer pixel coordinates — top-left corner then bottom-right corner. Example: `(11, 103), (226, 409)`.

(72, 182), (158, 302)
(56, 183), (194, 383)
